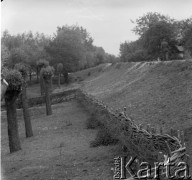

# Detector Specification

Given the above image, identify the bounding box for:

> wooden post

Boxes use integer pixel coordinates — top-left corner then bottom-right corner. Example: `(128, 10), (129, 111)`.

(160, 127), (163, 135)
(180, 130), (185, 147)
(165, 141), (171, 157)
(123, 107), (127, 112)
(177, 130), (181, 140)
(151, 127), (156, 134)
(158, 152), (164, 162)
(170, 128), (174, 136)
(135, 159), (140, 173)
(139, 124), (143, 130)
(146, 124), (151, 133)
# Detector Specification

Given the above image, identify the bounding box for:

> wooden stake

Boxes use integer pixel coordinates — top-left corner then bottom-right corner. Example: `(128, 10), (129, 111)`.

(160, 127), (163, 135)
(170, 128), (174, 136)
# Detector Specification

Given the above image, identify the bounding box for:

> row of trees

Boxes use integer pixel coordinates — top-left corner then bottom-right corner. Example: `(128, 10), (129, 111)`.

(2, 25), (118, 83)
(120, 12), (192, 62)
(2, 62), (54, 153)
(2, 25), (119, 153)
(2, 65), (32, 153)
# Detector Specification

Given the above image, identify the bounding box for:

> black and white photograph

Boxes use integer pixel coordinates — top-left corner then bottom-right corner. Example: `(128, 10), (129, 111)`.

(1, 0), (192, 179)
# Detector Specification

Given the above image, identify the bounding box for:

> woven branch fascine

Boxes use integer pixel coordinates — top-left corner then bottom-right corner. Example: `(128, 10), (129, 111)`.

(76, 89), (185, 163)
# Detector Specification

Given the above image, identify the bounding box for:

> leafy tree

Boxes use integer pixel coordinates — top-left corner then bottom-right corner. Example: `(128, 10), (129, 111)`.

(94, 47), (106, 65)
(8, 47), (28, 68)
(57, 63), (63, 88)
(40, 66), (54, 115)
(142, 21), (176, 59)
(4, 69), (23, 153)
(1, 43), (10, 67)
(119, 40), (148, 62)
(46, 25), (93, 73)
(22, 32), (51, 80)
(1, 30), (22, 50)
(132, 12), (175, 36)
(182, 22), (192, 55)
(15, 63), (33, 138)
(105, 54), (119, 64)
(2, 30), (50, 80)
(2, 28), (109, 77)
(176, 17), (192, 37)
(127, 12), (192, 61)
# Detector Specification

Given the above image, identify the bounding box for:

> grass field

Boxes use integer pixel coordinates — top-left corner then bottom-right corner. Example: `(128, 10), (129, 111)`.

(2, 59), (192, 179)
(1, 101), (122, 180)
(75, 60), (192, 133)
(73, 60), (192, 173)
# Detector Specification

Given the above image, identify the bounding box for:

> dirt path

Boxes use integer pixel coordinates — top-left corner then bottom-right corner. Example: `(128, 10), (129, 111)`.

(1, 101), (120, 180)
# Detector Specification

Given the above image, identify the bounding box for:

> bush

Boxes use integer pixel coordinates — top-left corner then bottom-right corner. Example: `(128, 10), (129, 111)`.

(90, 126), (118, 147)
(87, 72), (91, 76)
(115, 63), (122, 69)
(98, 67), (102, 72)
(76, 76), (83, 82)
(85, 113), (101, 129)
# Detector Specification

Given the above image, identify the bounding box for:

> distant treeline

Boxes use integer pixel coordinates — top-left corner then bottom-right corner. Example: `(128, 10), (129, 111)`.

(1, 25), (118, 79)
(120, 12), (192, 62)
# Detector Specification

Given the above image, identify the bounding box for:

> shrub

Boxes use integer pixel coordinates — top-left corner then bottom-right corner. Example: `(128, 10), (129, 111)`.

(87, 72), (91, 76)
(98, 67), (102, 72)
(90, 125), (118, 147)
(77, 76), (83, 82)
(85, 113), (101, 129)
(115, 63), (121, 69)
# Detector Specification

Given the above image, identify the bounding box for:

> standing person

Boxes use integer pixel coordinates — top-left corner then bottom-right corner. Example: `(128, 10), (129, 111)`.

(161, 38), (169, 61)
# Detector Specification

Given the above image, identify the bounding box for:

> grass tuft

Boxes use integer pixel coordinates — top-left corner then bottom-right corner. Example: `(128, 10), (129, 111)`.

(90, 126), (118, 147)
(85, 113), (101, 129)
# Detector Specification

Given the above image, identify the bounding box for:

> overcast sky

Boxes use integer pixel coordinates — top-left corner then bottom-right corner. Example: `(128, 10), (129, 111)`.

(1, 0), (192, 56)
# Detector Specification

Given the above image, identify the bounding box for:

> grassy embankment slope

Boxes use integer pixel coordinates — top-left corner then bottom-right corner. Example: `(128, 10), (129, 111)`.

(73, 60), (192, 133)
